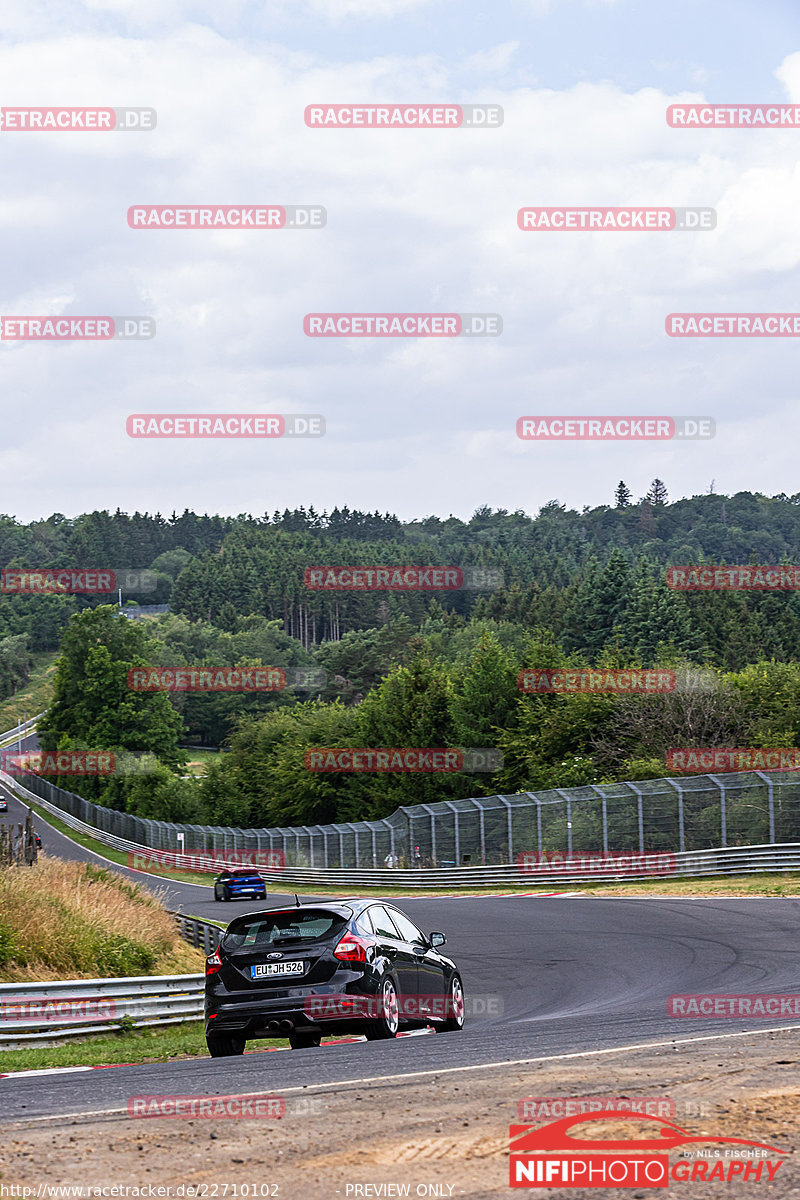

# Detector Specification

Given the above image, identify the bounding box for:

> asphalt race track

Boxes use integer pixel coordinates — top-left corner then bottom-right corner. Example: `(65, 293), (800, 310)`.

(3, 782), (800, 1124)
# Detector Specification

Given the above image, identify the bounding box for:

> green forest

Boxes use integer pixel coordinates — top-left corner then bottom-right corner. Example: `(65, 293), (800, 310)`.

(9, 484), (800, 829)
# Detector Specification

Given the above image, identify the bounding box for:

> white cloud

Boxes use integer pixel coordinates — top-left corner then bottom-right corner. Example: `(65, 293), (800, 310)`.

(0, 33), (797, 519)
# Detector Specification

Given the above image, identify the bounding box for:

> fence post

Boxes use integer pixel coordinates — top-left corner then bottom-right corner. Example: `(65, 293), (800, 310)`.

(555, 791), (574, 853)
(754, 771), (775, 844)
(477, 801), (486, 866)
(498, 796), (513, 862)
(708, 774), (727, 847)
(419, 804), (437, 865)
(526, 793), (543, 854)
(587, 786), (609, 852)
(443, 802), (461, 866)
(664, 778), (686, 853)
(385, 819), (396, 859)
(627, 783), (645, 853)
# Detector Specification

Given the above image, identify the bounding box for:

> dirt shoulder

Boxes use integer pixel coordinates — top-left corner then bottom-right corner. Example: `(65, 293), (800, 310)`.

(3, 1027), (799, 1198)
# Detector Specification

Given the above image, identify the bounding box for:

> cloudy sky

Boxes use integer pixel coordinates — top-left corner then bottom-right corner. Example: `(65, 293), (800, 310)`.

(1, 0), (799, 523)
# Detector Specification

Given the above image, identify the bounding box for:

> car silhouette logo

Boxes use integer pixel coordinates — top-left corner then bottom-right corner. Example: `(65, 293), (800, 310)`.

(510, 1112), (787, 1155)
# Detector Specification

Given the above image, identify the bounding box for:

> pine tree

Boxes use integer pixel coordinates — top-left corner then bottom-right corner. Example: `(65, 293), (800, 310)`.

(614, 481), (632, 509)
(449, 632), (519, 748)
(645, 478), (669, 506)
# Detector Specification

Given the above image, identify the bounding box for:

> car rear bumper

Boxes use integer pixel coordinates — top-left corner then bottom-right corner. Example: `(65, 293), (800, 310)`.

(204, 978), (424, 1038)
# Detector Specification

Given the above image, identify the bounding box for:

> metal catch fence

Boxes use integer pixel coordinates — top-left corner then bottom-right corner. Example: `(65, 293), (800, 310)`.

(11, 764), (800, 868)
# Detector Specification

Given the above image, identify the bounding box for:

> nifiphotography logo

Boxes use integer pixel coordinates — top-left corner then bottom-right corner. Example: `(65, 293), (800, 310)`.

(509, 1111), (786, 1187)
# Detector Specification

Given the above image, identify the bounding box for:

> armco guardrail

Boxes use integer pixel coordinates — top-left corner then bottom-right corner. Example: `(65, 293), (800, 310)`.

(189, 842), (800, 886)
(0, 712), (44, 751)
(0, 910), (223, 1049)
(170, 911), (224, 955)
(0, 973), (204, 1049)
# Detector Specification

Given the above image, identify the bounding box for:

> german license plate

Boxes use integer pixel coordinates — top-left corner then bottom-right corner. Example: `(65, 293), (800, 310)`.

(251, 961), (305, 979)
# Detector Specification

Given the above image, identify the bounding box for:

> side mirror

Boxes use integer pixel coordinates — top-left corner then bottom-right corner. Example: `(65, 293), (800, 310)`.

(430, 931), (446, 948)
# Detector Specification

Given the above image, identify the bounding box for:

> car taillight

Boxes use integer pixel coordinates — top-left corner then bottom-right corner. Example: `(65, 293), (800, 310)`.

(334, 934), (369, 963)
(206, 949), (222, 976)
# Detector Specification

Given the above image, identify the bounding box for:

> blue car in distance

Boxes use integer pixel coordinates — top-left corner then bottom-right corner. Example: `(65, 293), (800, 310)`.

(214, 869), (267, 902)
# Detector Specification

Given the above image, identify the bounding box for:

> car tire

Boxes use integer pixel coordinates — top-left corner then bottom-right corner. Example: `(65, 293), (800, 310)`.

(214, 890), (221, 902)
(439, 974), (465, 1032)
(365, 977), (400, 1040)
(288, 1030), (322, 1050)
(206, 1034), (245, 1057)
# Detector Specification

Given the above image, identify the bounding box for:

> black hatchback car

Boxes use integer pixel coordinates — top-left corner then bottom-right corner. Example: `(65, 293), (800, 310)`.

(204, 899), (465, 1056)
(213, 869), (267, 902)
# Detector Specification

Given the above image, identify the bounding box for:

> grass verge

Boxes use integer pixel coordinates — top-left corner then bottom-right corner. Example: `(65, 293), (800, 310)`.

(0, 652), (58, 733)
(0, 1021), (292, 1073)
(0, 1021), (211, 1073)
(16, 793), (216, 886)
(180, 749), (222, 778)
(0, 856), (204, 981)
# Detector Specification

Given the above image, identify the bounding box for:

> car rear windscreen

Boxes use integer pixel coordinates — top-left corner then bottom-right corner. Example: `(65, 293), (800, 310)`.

(223, 909), (348, 950)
